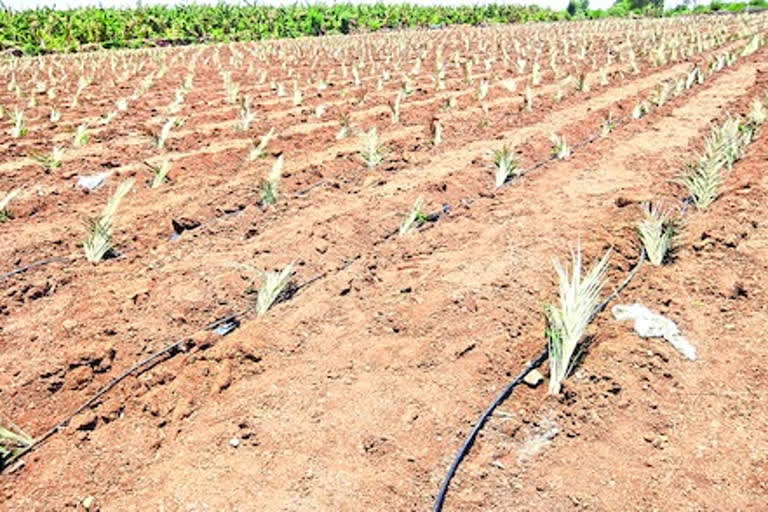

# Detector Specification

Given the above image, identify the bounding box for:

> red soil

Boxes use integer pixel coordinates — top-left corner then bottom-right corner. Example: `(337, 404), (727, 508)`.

(1, 18), (767, 511)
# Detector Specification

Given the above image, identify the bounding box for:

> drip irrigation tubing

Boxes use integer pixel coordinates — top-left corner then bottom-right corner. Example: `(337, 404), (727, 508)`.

(2, 269), (328, 471)
(0, 39), (743, 282)
(432, 248), (646, 512)
(3, 308), (251, 469)
(0, 256), (70, 282)
(432, 49), (757, 507)
(1, 33), (758, 473)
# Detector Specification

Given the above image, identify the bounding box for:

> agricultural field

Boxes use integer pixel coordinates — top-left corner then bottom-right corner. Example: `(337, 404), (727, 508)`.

(2, 12), (768, 510)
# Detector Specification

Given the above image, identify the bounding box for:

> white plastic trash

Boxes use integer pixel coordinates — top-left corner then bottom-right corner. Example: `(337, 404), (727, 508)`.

(77, 172), (109, 190)
(612, 303), (697, 361)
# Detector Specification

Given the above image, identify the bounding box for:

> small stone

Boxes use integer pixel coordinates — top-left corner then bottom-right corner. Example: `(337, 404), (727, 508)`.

(523, 369), (544, 388)
(229, 437), (240, 448)
(172, 217), (201, 234)
(73, 412), (98, 431)
(82, 496), (94, 510)
(63, 319), (78, 330)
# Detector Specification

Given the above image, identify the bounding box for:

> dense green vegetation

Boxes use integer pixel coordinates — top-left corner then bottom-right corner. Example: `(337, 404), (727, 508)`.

(0, 1), (765, 56)
(0, 4), (563, 54)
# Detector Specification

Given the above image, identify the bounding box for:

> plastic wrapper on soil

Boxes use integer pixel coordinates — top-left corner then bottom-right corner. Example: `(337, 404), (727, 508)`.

(612, 303), (697, 361)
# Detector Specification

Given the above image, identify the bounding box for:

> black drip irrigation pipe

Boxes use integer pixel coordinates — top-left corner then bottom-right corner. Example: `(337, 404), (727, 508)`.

(0, 256), (70, 282)
(432, 64), (761, 506)
(0, 197), (250, 284)
(0, 139), (262, 283)
(432, 249), (645, 511)
(431, 348), (548, 512)
(0, 40), (738, 283)
(3, 308), (251, 470)
(2, 270), (328, 471)
(1, 33), (753, 472)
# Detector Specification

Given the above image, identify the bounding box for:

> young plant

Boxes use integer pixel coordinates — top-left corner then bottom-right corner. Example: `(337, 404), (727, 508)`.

(631, 101), (647, 119)
(431, 119), (443, 146)
(703, 116), (745, 170)
(224, 78), (240, 104)
(50, 107), (61, 122)
(401, 75), (414, 97)
(10, 109), (26, 138)
(390, 92), (403, 124)
(30, 145), (64, 172)
(599, 66), (609, 86)
(680, 155), (724, 210)
(685, 66), (699, 90)
(352, 65), (361, 86)
(650, 82), (671, 108)
(100, 110), (118, 125)
(292, 83), (303, 106)
(577, 72), (589, 93)
(554, 86), (564, 104)
(145, 160), (172, 189)
(433, 65), (446, 91)
(532, 61), (541, 86)
(336, 114), (352, 140)
(399, 197), (427, 236)
(359, 127), (384, 169)
(249, 127), (275, 161)
(500, 78), (517, 94)
(741, 34), (760, 57)
(674, 78), (685, 97)
(0, 188), (20, 222)
(546, 245), (611, 395)
(477, 79), (489, 102)
(260, 154), (283, 206)
(628, 49), (639, 75)
(255, 263), (294, 316)
(748, 97), (767, 126)
(464, 60), (474, 84)
(524, 85), (533, 112)
(492, 145), (519, 188)
(601, 113), (614, 137)
(83, 178), (134, 263)
(238, 95), (257, 132)
(72, 124), (89, 147)
(167, 89), (185, 114)
(550, 133), (570, 159)
(154, 117), (177, 150)
(637, 202), (676, 266)
(0, 424), (33, 468)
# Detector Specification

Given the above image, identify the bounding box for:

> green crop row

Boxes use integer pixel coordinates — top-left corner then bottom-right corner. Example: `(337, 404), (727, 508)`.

(0, 4), (564, 55)
(0, 2), (765, 56)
